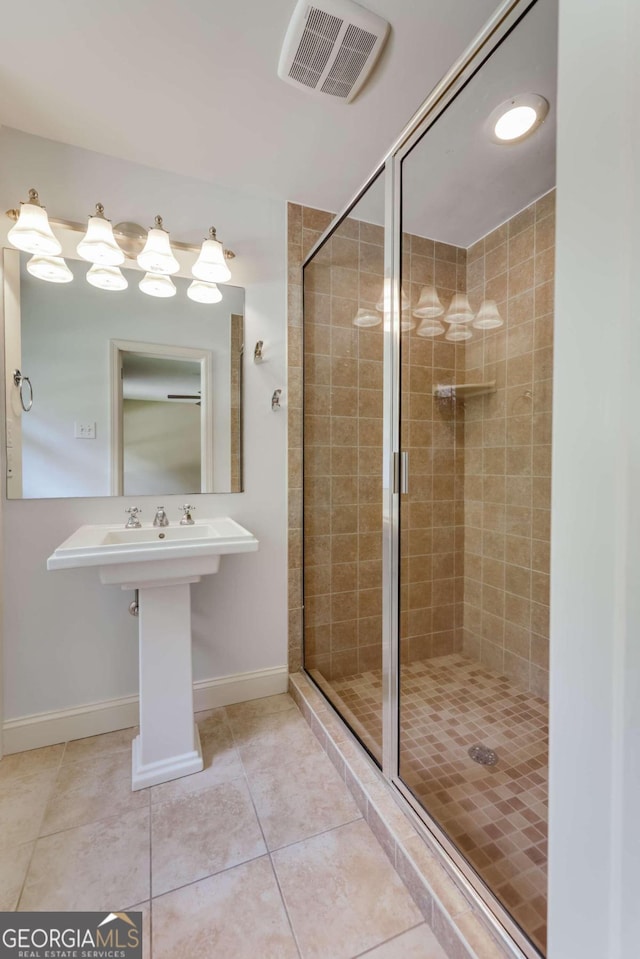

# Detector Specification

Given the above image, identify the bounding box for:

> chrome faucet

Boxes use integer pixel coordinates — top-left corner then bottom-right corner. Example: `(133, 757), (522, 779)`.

(179, 504), (195, 526)
(125, 507), (142, 528)
(153, 506), (169, 527)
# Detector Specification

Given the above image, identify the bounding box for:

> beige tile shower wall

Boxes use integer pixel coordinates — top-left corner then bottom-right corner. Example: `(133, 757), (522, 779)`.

(303, 213), (385, 681)
(288, 203), (473, 678)
(400, 238), (467, 663)
(462, 191), (555, 699)
(288, 204), (336, 674)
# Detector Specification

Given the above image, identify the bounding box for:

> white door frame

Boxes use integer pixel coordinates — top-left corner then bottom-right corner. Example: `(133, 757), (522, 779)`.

(109, 339), (214, 495)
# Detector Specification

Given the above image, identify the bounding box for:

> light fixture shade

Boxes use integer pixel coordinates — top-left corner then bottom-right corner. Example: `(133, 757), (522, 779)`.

(445, 293), (474, 324)
(401, 311), (415, 332)
(77, 205), (125, 266)
(472, 299), (504, 329)
(490, 94), (549, 143)
(187, 280), (223, 304)
(353, 308), (381, 328)
(86, 264), (128, 291)
(192, 227), (231, 283)
(416, 318), (445, 338)
(376, 285), (409, 313)
(413, 285), (444, 318)
(445, 326), (473, 342)
(139, 272), (176, 298)
(137, 216), (179, 275)
(8, 190), (61, 256)
(26, 255), (73, 284)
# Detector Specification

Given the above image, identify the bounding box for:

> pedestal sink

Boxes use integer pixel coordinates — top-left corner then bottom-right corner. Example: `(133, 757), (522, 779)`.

(47, 517), (258, 790)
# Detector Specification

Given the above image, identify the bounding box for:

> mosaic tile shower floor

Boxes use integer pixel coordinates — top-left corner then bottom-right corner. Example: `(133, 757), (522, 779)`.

(322, 654), (548, 955)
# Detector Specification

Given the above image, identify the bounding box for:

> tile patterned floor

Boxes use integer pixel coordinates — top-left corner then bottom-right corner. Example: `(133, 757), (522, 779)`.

(0, 695), (449, 959)
(325, 654), (548, 955)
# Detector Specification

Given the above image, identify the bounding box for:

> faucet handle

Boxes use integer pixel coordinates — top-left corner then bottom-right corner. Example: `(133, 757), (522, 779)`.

(125, 506), (142, 528)
(179, 504), (196, 526)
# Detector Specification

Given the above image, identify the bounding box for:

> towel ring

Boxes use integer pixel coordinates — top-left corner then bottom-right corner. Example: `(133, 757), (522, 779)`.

(13, 370), (33, 412)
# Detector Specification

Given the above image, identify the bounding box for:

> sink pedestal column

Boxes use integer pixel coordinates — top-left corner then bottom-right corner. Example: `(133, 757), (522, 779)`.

(129, 577), (204, 790)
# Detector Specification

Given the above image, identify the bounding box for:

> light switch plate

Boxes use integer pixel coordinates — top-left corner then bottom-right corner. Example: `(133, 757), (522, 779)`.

(75, 422), (96, 439)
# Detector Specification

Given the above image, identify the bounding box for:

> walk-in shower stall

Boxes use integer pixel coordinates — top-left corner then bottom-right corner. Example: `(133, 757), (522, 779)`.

(302, 0), (555, 955)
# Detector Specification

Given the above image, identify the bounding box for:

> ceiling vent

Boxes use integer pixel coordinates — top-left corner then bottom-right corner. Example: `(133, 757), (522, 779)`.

(278, 0), (390, 104)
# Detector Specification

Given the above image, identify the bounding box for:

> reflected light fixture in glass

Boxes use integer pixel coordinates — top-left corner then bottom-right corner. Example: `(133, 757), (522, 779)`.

(445, 325), (473, 342)
(192, 227), (231, 283)
(376, 285), (410, 313)
(413, 285), (444, 318)
(473, 299), (504, 330)
(353, 308), (381, 328)
(86, 264), (128, 291)
(401, 311), (415, 332)
(77, 204), (125, 266)
(137, 216), (180, 275)
(187, 280), (223, 304)
(139, 272), (176, 298)
(26, 254), (73, 284)
(445, 293), (474, 324)
(416, 318), (445, 338)
(8, 189), (61, 256)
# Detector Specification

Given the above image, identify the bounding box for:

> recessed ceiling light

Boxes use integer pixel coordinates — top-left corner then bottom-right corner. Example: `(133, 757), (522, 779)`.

(489, 94), (549, 144)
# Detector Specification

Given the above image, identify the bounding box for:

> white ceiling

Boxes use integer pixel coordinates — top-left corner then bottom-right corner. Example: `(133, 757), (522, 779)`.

(0, 0), (500, 214)
(352, 0), (557, 246)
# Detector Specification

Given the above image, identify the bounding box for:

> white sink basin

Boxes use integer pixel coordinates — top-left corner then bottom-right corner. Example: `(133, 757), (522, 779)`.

(47, 516), (258, 586)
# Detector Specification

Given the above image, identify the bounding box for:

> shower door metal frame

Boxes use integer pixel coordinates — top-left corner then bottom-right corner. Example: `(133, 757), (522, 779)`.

(303, 1), (546, 956)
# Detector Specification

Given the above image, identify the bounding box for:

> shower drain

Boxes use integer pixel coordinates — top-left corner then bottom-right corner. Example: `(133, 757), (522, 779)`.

(468, 744), (498, 766)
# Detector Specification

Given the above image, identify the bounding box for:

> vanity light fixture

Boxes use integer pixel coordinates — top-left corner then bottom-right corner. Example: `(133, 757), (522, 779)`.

(445, 293), (474, 324)
(413, 285), (444, 318)
(26, 254), (73, 284)
(7, 189), (62, 256)
(86, 264), (128, 291)
(139, 272), (177, 298)
(77, 204), (125, 266)
(6, 194), (237, 305)
(490, 94), (549, 143)
(137, 216), (180, 275)
(192, 227), (232, 284)
(187, 280), (223, 304)
(473, 299), (504, 329)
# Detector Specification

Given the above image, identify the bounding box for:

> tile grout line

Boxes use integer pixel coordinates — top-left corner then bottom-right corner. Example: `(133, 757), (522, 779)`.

(15, 740), (68, 907)
(232, 730), (304, 959)
(348, 920), (428, 959)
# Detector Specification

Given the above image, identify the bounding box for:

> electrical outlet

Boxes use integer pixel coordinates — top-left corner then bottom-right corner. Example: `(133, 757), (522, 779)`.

(74, 421), (96, 439)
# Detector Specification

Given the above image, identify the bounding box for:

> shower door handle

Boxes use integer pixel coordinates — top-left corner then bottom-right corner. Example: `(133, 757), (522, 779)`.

(400, 451), (409, 494)
(393, 451), (409, 494)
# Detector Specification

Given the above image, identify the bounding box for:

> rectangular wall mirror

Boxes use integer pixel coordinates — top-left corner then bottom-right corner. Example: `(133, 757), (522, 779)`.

(3, 248), (244, 498)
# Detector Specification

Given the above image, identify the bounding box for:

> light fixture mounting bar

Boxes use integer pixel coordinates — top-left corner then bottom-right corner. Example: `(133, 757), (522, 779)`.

(4, 209), (236, 259)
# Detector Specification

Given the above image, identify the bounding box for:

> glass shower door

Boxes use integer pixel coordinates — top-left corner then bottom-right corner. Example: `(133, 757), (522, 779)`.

(395, 0), (555, 954)
(302, 171), (386, 764)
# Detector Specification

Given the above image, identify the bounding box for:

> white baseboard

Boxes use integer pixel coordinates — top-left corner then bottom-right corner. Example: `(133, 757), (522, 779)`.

(2, 665), (289, 755)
